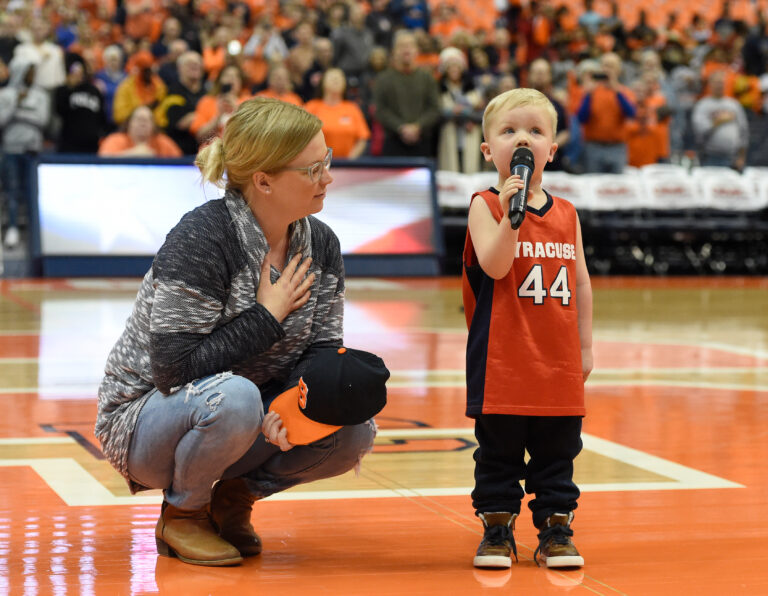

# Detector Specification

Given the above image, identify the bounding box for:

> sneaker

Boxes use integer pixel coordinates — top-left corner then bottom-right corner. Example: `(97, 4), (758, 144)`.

(473, 512), (518, 568)
(534, 512), (584, 568)
(3, 226), (19, 248)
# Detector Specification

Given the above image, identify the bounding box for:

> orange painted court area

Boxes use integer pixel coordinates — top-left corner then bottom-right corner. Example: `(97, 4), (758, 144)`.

(0, 276), (767, 594)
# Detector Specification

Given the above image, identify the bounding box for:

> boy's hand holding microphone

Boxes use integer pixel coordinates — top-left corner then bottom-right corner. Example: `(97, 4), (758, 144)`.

(506, 147), (535, 230)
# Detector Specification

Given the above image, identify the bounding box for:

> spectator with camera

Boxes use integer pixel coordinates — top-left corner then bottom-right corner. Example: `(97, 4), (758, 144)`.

(112, 50), (167, 126)
(577, 51), (636, 173)
(242, 16), (289, 89)
(191, 64), (250, 145)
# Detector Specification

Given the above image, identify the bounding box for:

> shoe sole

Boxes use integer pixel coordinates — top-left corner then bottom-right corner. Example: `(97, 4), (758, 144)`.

(544, 555), (584, 568)
(156, 538), (244, 566)
(473, 555), (512, 568)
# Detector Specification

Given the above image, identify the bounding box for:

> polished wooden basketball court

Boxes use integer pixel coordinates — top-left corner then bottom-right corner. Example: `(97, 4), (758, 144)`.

(0, 275), (767, 594)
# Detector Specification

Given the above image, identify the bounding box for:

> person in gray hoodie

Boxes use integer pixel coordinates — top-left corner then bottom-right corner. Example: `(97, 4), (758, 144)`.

(691, 69), (749, 170)
(0, 57), (50, 248)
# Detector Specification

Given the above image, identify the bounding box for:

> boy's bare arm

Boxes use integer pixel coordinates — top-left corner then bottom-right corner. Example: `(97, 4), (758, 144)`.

(574, 216), (593, 381)
(467, 176), (525, 279)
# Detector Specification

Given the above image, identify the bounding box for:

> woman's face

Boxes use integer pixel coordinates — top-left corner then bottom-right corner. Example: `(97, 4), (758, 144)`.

(268, 131), (333, 220)
(127, 107), (154, 141)
(220, 67), (242, 94)
(104, 50), (122, 71)
(444, 61), (463, 82)
(323, 69), (346, 96)
(369, 48), (388, 70)
(269, 67), (291, 93)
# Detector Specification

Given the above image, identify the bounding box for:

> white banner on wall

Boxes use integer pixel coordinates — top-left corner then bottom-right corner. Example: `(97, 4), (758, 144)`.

(436, 166), (768, 212)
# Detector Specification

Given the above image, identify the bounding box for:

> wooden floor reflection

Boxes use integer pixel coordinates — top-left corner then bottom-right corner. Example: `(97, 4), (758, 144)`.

(0, 276), (767, 595)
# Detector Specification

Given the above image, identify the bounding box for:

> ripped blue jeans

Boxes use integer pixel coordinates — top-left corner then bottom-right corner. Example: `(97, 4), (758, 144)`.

(126, 373), (376, 510)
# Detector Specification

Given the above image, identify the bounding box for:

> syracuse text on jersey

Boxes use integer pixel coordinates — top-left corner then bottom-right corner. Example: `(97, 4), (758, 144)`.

(514, 240), (577, 260)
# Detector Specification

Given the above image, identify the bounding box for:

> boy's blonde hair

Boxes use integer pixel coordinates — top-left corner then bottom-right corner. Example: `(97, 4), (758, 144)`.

(482, 88), (558, 140)
(195, 97), (322, 191)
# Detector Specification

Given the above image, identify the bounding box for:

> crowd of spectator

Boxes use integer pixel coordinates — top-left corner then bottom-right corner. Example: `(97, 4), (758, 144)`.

(2, 0), (768, 249)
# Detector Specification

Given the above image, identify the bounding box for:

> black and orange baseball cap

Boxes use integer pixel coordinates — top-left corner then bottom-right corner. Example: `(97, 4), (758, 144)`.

(268, 346), (389, 445)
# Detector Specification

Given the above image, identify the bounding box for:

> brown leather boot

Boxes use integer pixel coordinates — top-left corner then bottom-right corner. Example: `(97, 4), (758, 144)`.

(210, 478), (262, 556)
(534, 512), (584, 568)
(155, 501), (243, 566)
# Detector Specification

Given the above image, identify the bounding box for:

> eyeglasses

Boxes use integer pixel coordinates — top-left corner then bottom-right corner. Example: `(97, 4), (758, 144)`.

(279, 148), (332, 183)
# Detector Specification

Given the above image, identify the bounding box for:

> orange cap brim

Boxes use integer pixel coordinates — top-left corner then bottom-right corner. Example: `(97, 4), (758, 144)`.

(268, 385), (342, 445)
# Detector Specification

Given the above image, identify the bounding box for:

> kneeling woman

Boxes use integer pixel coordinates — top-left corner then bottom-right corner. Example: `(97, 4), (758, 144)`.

(96, 98), (378, 566)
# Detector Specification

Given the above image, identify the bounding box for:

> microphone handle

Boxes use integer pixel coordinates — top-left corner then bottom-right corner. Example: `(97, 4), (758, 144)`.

(508, 164), (531, 230)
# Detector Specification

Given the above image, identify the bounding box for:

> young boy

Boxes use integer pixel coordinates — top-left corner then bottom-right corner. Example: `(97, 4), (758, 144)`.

(462, 88), (593, 569)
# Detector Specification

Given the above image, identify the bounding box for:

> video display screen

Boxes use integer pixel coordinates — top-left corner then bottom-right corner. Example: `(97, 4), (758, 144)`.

(36, 161), (438, 257)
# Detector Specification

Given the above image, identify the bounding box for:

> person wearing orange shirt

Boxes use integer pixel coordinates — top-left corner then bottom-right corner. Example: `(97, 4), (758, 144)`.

(99, 105), (183, 157)
(124, 0), (164, 42)
(464, 88), (592, 570)
(429, 2), (466, 46)
(201, 26), (231, 82)
(626, 78), (668, 167)
(576, 52), (636, 173)
(256, 64), (303, 106)
(304, 68), (370, 159)
(191, 64), (251, 144)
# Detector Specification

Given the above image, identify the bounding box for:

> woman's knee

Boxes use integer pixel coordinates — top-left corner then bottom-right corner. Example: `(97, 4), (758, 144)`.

(326, 419), (377, 469)
(202, 374), (264, 434)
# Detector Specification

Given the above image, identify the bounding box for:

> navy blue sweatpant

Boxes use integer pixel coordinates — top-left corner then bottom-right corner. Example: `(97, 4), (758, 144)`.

(471, 414), (583, 528)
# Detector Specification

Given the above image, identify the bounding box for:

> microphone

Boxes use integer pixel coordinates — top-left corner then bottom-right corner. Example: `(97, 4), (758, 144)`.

(508, 147), (535, 230)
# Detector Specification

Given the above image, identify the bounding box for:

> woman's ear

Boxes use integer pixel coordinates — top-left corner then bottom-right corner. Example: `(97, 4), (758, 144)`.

(251, 171), (272, 194)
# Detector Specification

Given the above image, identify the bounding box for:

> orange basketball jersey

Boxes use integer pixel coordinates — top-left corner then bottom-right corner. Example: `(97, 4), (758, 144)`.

(462, 189), (585, 417)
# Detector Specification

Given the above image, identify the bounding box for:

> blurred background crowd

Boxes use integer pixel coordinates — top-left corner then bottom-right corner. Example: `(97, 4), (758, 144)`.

(2, 0), (768, 250)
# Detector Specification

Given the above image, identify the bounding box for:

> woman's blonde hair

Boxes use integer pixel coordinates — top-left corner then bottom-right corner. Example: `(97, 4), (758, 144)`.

(482, 88), (558, 139)
(195, 97), (322, 191)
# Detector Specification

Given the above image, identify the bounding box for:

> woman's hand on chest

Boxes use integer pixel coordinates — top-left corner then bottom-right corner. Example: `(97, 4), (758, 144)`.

(256, 252), (315, 323)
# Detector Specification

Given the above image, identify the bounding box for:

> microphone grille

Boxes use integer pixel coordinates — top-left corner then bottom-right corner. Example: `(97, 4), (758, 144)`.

(511, 147), (535, 168)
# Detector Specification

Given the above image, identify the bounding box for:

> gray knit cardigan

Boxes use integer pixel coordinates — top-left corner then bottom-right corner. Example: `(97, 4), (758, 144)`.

(95, 190), (345, 489)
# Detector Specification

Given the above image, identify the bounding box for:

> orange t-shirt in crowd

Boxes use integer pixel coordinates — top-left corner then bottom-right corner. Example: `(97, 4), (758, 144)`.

(581, 84), (636, 144)
(644, 91), (670, 158)
(415, 53), (440, 71)
(255, 89), (303, 106)
(566, 71), (585, 116)
(304, 99), (371, 158)
(427, 0), (497, 34)
(203, 46), (227, 81)
(98, 132), (183, 157)
(189, 95), (220, 137)
(124, 0), (164, 41)
(626, 121), (664, 166)
(430, 17), (466, 41)
(196, 0), (226, 14)
(188, 92), (252, 137)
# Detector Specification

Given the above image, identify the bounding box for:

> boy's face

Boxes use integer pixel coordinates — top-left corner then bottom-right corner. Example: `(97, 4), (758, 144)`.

(481, 104), (557, 181)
